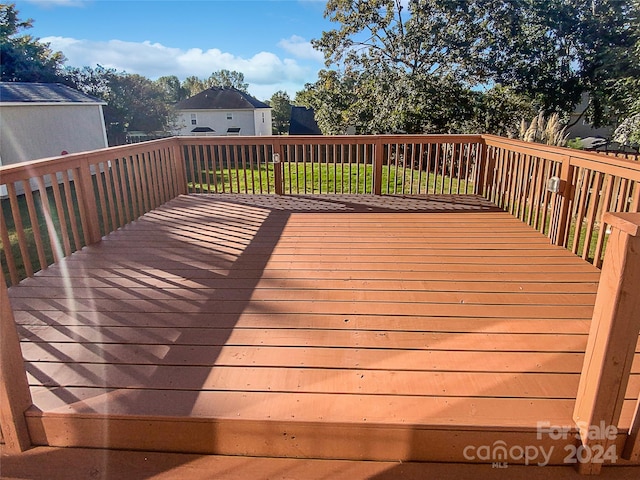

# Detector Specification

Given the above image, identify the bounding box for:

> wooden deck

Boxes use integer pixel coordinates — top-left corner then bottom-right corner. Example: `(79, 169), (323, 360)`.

(7, 194), (640, 464)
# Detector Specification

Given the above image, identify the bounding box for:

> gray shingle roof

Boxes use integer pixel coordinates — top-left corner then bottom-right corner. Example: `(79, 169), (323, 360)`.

(0, 82), (105, 104)
(176, 86), (270, 110)
(289, 106), (322, 135)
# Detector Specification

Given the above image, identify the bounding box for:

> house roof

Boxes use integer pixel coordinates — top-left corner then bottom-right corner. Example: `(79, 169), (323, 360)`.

(191, 126), (215, 133)
(0, 82), (105, 104)
(175, 86), (270, 110)
(289, 106), (322, 135)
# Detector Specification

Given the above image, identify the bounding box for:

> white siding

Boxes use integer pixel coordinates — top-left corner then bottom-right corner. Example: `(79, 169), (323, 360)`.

(254, 109), (273, 136)
(0, 104), (107, 167)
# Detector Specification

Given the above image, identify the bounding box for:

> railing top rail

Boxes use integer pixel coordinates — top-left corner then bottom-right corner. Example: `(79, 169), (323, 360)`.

(0, 137), (178, 184)
(482, 134), (640, 180)
(176, 134), (485, 147)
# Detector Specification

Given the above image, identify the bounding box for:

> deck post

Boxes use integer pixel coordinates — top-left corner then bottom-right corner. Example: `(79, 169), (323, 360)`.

(551, 156), (575, 247)
(474, 140), (488, 196)
(373, 138), (384, 195)
(172, 138), (188, 195)
(273, 139), (284, 195)
(0, 269), (33, 452)
(77, 160), (102, 244)
(573, 212), (640, 474)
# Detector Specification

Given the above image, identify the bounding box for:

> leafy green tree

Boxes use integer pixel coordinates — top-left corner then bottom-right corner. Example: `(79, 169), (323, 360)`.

(180, 70), (249, 97)
(314, 0), (477, 77)
(106, 73), (173, 143)
(0, 3), (66, 82)
(204, 69), (249, 92)
(465, 86), (538, 137)
(155, 75), (188, 103)
(296, 69), (361, 134)
(269, 90), (292, 134)
(64, 66), (174, 145)
(182, 75), (205, 97)
(313, 0), (638, 129)
(471, 0), (637, 125)
(62, 65), (113, 98)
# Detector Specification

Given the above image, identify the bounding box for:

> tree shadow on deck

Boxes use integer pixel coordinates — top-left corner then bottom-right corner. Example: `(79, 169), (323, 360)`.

(201, 193), (502, 213)
(9, 192), (615, 465)
(14, 194), (292, 420)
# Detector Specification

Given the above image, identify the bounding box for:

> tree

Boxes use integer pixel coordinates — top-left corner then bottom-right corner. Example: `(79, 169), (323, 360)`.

(204, 69), (249, 92)
(182, 76), (205, 97)
(471, 0), (637, 124)
(62, 64), (113, 97)
(0, 3), (66, 82)
(269, 90), (292, 134)
(64, 66), (174, 145)
(464, 86), (538, 137)
(609, 0), (640, 145)
(106, 73), (174, 143)
(296, 69), (361, 134)
(314, 0), (477, 78)
(155, 75), (188, 104)
(180, 70), (249, 97)
(313, 1), (638, 128)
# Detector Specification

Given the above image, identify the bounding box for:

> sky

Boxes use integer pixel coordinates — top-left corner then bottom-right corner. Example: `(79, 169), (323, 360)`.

(13, 0), (335, 100)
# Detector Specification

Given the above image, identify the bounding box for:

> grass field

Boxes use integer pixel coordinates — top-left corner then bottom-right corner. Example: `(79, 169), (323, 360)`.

(187, 162), (477, 195)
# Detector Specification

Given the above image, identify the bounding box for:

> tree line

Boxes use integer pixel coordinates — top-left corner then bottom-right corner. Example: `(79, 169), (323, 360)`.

(2, 2), (639, 146)
(0, 4), (293, 144)
(297, 0), (639, 145)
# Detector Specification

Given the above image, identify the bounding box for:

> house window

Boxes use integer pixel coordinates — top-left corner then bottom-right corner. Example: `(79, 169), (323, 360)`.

(190, 113), (197, 125)
(226, 113), (233, 120)
(262, 112), (265, 123)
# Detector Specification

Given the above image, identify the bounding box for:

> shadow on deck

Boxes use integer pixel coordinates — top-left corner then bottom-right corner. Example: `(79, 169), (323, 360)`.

(7, 194), (639, 465)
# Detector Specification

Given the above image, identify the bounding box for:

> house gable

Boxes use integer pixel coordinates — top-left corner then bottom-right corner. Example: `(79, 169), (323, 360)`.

(174, 87), (272, 136)
(0, 82), (108, 167)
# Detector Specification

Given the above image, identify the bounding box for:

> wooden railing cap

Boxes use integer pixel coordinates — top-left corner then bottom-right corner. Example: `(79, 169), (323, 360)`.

(603, 212), (640, 237)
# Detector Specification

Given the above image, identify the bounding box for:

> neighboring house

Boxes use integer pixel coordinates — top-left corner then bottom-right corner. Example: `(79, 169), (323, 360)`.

(289, 106), (322, 135)
(0, 82), (108, 167)
(566, 93), (614, 139)
(173, 87), (272, 136)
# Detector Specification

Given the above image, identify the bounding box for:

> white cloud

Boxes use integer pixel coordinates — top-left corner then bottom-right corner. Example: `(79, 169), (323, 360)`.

(43, 36), (320, 99)
(278, 35), (324, 62)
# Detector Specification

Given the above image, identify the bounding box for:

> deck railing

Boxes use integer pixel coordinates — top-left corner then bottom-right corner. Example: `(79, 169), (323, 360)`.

(482, 135), (640, 266)
(178, 135), (482, 196)
(1, 134), (640, 471)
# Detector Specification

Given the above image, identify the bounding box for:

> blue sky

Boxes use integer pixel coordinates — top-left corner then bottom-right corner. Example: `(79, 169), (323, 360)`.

(14, 0), (334, 100)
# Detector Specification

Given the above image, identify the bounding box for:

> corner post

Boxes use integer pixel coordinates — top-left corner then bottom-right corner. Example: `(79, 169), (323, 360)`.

(474, 138), (488, 196)
(0, 269), (33, 452)
(551, 156), (575, 246)
(573, 212), (640, 474)
(77, 159), (102, 244)
(172, 138), (188, 196)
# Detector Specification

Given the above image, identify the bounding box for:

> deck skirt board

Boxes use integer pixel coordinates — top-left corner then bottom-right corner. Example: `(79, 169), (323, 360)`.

(12, 193), (632, 461)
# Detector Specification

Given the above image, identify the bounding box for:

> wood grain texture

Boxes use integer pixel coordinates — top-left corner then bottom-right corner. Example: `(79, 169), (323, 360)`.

(7, 194), (639, 461)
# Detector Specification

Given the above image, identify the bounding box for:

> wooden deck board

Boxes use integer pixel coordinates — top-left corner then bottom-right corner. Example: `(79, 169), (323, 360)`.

(8, 194), (640, 461)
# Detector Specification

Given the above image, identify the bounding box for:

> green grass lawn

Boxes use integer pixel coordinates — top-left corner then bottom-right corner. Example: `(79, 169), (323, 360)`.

(188, 162), (477, 195)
